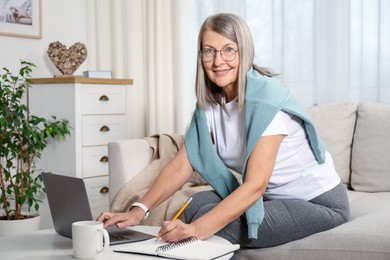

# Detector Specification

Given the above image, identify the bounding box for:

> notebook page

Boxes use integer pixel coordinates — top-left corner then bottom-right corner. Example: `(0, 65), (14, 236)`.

(159, 240), (240, 260)
(113, 237), (240, 260)
(113, 238), (168, 256)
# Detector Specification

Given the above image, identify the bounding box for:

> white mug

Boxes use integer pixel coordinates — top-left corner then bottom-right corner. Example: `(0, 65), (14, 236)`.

(72, 220), (110, 259)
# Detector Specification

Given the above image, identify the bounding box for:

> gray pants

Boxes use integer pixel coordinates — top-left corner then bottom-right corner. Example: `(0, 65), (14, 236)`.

(184, 182), (349, 248)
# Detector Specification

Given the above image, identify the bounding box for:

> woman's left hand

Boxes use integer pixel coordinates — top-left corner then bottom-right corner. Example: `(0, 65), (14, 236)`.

(157, 219), (197, 242)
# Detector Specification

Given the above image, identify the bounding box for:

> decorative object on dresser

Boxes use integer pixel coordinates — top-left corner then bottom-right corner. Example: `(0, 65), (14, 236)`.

(0, 61), (71, 236)
(47, 41), (87, 76)
(83, 70), (112, 79)
(28, 76), (133, 222)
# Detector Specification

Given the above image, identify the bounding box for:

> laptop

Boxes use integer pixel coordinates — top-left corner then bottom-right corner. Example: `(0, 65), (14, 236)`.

(41, 172), (154, 245)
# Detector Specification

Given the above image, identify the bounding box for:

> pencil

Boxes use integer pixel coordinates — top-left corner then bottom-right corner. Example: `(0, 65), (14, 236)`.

(156, 197), (193, 241)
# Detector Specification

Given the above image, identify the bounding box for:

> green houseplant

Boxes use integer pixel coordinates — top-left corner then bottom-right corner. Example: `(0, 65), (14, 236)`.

(0, 61), (71, 221)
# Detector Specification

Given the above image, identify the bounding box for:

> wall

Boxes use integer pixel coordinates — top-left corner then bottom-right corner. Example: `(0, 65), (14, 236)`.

(0, 0), (88, 77)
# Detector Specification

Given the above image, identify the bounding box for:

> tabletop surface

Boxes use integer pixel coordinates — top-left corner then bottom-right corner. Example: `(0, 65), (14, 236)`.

(0, 226), (234, 260)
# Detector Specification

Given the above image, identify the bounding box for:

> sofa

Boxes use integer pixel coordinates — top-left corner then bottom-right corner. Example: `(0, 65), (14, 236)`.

(108, 102), (390, 260)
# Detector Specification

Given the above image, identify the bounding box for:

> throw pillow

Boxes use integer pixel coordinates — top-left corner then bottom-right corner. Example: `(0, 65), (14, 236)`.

(351, 103), (390, 192)
(306, 102), (358, 185)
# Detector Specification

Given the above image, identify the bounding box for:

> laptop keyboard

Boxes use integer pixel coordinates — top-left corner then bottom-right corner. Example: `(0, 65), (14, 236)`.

(109, 233), (128, 242)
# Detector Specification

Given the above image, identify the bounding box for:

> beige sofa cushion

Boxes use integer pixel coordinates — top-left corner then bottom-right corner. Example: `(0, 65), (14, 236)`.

(351, 103), (390, 192)
(306, 103), (358, 185)
(236, 191), (390, 260)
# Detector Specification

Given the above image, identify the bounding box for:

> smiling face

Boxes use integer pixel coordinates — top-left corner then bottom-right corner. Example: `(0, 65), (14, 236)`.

(201, 30), (240, 102)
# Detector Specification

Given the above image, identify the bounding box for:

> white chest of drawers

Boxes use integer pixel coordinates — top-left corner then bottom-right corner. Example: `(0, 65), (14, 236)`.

(29, 77), (132, 221)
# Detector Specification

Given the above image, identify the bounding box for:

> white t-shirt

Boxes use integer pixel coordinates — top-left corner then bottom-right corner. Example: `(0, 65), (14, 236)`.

(205, 97), (340, 201)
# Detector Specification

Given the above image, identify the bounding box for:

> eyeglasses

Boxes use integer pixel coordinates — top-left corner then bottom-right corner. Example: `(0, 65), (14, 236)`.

(199, 47), (238, 62)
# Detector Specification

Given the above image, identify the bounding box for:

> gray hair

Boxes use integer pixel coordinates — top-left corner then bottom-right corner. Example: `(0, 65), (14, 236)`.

(195, 13), (273, 110)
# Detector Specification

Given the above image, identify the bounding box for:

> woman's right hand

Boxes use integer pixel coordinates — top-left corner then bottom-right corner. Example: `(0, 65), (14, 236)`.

(97, 207), (145, 229)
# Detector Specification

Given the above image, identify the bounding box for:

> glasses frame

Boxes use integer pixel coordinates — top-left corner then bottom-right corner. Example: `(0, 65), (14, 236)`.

(199, 47), (238, 62)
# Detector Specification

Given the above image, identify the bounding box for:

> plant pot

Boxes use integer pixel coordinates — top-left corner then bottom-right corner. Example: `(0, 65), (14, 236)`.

(0, 213), (41, 237)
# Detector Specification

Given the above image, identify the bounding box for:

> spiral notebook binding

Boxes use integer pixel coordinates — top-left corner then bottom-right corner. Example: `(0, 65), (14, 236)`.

(156, 236), (198, 252)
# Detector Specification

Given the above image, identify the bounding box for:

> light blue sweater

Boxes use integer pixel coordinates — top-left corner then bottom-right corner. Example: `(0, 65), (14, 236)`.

(184, 68), (325, 239)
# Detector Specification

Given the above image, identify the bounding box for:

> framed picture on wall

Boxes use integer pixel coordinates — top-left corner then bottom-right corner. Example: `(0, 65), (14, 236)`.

(0, 0), (41, 39)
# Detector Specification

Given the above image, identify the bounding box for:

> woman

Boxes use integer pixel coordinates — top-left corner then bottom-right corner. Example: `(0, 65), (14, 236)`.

(98, 13), (349, 248)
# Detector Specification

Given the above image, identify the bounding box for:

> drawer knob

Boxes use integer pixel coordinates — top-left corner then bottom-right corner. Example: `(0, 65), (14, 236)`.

(100, 125), (110, 132)
(99, 95), (109, 101)
(100, 156), (109, 162)
(100, 186), (109, 194)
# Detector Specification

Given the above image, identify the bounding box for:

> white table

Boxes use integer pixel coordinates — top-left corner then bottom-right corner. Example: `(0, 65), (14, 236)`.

(0, 226), (234, 259)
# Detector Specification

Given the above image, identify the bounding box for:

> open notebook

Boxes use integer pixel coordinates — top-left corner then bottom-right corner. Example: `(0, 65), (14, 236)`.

(113, 236), (240, 260)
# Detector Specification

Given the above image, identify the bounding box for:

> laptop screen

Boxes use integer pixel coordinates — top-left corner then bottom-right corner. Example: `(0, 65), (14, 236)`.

(42, 172), (93, 238)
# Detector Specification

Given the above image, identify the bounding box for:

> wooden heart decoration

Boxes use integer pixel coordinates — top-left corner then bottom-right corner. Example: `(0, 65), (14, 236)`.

(47, 41), (87, 75)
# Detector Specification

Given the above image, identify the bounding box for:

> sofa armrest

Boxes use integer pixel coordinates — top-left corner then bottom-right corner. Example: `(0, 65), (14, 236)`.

(108, 139), (153, 204)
